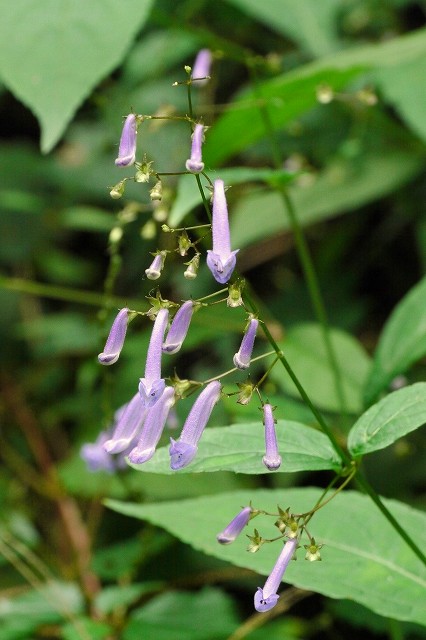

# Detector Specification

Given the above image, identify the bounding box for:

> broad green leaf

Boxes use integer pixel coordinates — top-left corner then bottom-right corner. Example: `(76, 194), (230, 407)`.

(364, 276), (426, 404)
(61, 619), (114, 640)
(204, 27), (426, 165)
(127, 421), (342, 474)
(94, 583), (164, 615)
(168, 167), (293, 227)
(225, 0), (342, 57)
(270, 323), (371, 414)
(123, 587), (240, 640)
(106, 488), (426, 626)
(348, 383), (426, 457)
(0, 0), (153, 152)
(231, 149), (422, 248)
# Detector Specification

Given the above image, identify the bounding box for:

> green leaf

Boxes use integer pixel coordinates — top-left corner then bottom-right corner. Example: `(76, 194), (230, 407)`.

(204, 27), (426, 165)
(123, 587), (240, 640)
(168, 167), (293, 228)
(0, 0), (153, 152)
(348, 383), (426, 457)
(364, 276), (426, 404)
(231, 149), (422, 249)
(270, 323), (372, 414)
(94, 583), (164, 615)
(106, 488), (426, 626)
(225, 0), (342, 57)
(61, 618), (114, 640)
(127, 421), (342, 474)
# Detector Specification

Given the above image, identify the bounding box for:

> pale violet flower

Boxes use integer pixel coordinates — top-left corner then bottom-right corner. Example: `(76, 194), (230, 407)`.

(145, 251), (167, 280)
(139, 308), (169, 408)
(162, 300), (194, 355)
(254, 538), (298, 612)
(169, 381), (221, 470)
(191, 49), (212, 85)
(233, 317), (258, 369)
(98, 308), (129, 365)
(81, 431), (116, 473)
(128, 386), (175, 464)
(262, 404), (281, 471)
(185, 124), (205, 173)
(115, 114), (137, 167)
(217, 506), (252, 544)
(104, 392), (147, 454)
(207, 179), (239, 284)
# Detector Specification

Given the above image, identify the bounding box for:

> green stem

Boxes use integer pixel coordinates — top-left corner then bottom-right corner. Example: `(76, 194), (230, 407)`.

(248, 64), (348, 419)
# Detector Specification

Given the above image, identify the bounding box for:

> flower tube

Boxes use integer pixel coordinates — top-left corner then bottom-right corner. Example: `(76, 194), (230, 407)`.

(233, 317), (258, 370)
(191, 49), (212, 85)
(162, 301), (194, 355)
(254, 538), (298, 612)
(115, 114), (137, 167)
(207, 179), (239, 284)
(128, 386), (175, 464)
(98, 308), (129, 365)
(169, 381), (221, 470)
(217, 506), (252, 544)
(262, 403), (282, 471)
(185, 124), (205, 173)
(104, 392), (147, 454)
(139, 308), (169, 408)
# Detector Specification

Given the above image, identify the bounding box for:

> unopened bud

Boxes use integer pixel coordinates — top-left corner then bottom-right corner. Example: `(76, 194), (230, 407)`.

(109, 226), (123, 244)
(145, 250), (167, 281)
(110, 179), (126, 199)
(316, 84), (334, 104)
(150, 180), (163, 201)
(184, 253), (200, 280)
(153, 203), (168, 222)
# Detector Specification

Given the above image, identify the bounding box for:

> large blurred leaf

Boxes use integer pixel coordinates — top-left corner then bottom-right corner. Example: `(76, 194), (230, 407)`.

(0, 0), (153, 152)
(107, 488), (426, 625)
(270, 323), (371, 414)
(204, 27), (426, 165)
(364, 276), (426, 404)
(127, 421), (342, 474)
(225, 0), (342, 56)
(231, 148), (422, 248)
(348, 383), (426, 457)
(123, 587), (240, 640)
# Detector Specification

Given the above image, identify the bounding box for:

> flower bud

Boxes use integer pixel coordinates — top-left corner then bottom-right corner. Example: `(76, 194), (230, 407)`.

(227, 280), (244, 307)
(233, 317), (258, 370)
(145, 251), (167, 280)
(184, 253), (200, 280)
(185, 123), (205, 174)
(217, 506), (252, 544)
(150, 179), (163, 201)
(191, 49), (212, 86)
(262, 403), (281, 471)
(110, 179), (126, 199)
(115, 114), (137, 167)
(98, 308), (129, 365)
(178, 230), (192, 256)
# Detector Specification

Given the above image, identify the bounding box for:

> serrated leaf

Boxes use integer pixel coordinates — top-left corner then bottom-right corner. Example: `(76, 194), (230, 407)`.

(348, 383), (426, 457)
(106, 488), (426, 626)
(364, 276), (426, 404)
(0, 0), (153, 152)
(204, 27), (426, 165)
(225, 0), (342, 57)
(127, 421), (342, 474)
(270, 323), (371, 414)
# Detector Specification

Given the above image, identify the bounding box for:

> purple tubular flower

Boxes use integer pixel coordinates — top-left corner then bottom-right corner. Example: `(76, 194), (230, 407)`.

(233, 317), (259, 369)
(185, 124), (205, 173)
(139, 308), (169, 408)
(115, 114), (137, 167)
(81, 431), (116, 473)
(207, 179), (239, 284)
(128, 386), (175, 464)
(191, 49), (212, 85)
(162, 300), (194, 355)
(254, 538), (297, 612)
(217, 507), (252, 544)
(169, 380), (221, 470)
(98, 308), (129, 365)
(145, 252), (165, 280)
(104, 392), (147, 454)
(262, 404), (282, 471)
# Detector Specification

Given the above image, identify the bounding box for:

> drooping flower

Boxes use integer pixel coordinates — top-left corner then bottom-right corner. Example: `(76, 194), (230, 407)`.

(254, 538), (298, 612)
(191, 49), (212, 85)
(103, 392), (147, 454)
(207, 179), (239, 284)
(169, 381), (221, 470)
(185, 124), (205, 173)
(115, 114), (137, 167)
(162, 300), (194, 355)
(128, 386), (175, 464)
(233, 317), (258, 370)
(217, 506), (252, 544)
(98, 308), (129, 365)
(262, 403), (282, 471)
(81, 431), (116, 473)
(139, 308), (169, 408)
(145, 251), (167, 280)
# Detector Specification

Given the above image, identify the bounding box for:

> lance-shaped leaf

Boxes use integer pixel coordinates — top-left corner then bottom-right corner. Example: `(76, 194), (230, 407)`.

(348, 382), (426, 457)
(106, 488), (426, 626)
